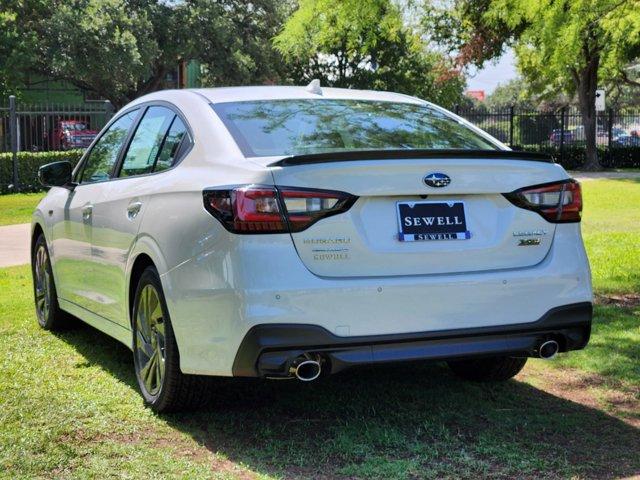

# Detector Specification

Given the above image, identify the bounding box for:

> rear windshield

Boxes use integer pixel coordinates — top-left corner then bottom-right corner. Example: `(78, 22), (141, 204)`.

(212, 99), (498, 157)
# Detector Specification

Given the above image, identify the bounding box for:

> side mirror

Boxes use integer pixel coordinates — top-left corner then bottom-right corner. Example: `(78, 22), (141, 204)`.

(38, 161), (74, 188)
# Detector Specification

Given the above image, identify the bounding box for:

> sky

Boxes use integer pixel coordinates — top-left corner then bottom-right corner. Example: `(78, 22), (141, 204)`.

(465, 49), (518, 94)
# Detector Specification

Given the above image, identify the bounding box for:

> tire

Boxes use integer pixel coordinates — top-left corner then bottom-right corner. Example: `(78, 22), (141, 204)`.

(132, 266), (211, 413)
(31, 233), (69, 330)
(447, 356), (527, 382)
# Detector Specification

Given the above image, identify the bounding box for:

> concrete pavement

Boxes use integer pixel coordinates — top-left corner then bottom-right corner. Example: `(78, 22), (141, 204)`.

(0, 223), (31, 267)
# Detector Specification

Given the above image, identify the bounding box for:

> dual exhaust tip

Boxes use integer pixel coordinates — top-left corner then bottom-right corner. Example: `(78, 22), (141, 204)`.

(289, 355), (322, 382)
(280, 340), (559, 381)
(538, 339), (560, 360)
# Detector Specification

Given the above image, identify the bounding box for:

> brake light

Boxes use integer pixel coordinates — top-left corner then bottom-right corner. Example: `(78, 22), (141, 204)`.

(504, 179), (582, 223)
(203, 185), (357, 234)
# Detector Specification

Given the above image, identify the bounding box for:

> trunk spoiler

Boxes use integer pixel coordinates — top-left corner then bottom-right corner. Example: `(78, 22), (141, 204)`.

(268, 149), (553, 167)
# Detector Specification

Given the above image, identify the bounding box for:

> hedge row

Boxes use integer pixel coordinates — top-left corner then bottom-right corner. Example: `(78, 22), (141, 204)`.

(510, 145), (640, 170)
(0, 150), (83, 194)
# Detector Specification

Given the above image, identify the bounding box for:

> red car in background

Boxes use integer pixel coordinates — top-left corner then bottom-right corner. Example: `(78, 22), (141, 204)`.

(52, 120), (98, 150)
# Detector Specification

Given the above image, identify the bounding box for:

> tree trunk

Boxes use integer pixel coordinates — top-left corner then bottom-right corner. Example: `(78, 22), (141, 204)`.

(575, 55), (601, 171)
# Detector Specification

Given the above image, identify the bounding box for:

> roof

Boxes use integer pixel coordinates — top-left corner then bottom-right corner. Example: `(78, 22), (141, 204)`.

(188, 85), (427, 105)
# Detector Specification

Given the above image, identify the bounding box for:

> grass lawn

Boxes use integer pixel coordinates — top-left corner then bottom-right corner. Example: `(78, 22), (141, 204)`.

(0, 192), (44, 226)
(0, 179), (639, 479)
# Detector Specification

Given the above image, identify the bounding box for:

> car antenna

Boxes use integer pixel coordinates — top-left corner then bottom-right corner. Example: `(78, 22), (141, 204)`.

(306, 79), (323, 95)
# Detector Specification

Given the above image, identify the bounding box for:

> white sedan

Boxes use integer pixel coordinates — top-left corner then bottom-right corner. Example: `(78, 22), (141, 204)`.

(31, 84), (593, 412)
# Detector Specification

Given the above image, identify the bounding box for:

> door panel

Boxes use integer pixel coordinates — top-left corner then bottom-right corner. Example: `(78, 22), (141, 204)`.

(89, 105), (186, 327)
(53, 108), (140, 317)
(90, 180), (148, 327)
(50, 183), (106, 312)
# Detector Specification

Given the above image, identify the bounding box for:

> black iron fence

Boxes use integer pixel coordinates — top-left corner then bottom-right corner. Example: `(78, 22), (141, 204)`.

(454, 106), (640, 150)
(454, 106), (640, 168)
(1, 98), (640, 191)
(0, 96), (114, 153)
(0, 95), (114, 190)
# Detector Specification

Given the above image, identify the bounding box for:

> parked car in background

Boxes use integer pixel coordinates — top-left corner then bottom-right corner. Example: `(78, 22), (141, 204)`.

(32, 85), (592, 412)
(549, 129), (574, 145)
(612, 134), (640, 147)
(52, 120), (98, 150)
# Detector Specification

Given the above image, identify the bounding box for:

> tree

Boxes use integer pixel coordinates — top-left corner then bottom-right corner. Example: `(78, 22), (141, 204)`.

(0, 0), (289, 108)
(425, 0), (640, 170)
(484, 78), (534, 109)
(273, 0), (466, 108)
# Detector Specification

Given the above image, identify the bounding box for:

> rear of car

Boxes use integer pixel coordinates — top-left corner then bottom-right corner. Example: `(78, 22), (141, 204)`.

(30, 86), (592, 413)
(170, 92), (592, 382)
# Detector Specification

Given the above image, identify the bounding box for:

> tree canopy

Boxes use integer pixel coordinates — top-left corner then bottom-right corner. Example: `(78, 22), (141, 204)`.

(0, 0), (290, 107)
(274, 0), (465, 107)
(424, 0), (640, 169)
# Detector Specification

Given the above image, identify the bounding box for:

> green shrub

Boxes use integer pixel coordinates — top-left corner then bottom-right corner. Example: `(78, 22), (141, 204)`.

(512, 145), (640, 170)
(0, 150), (83, 194)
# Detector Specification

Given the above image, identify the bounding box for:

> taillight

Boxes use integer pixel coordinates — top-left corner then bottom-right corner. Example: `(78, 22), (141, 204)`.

(504, 179), (582, 223)
(203, 185), (357, 234)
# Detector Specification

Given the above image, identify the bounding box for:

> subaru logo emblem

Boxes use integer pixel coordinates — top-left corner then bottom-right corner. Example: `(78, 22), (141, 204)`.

(424, 173), (451, 188)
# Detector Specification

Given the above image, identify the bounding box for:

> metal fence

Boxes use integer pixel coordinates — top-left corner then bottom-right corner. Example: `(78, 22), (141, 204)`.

(1, 97), (639, 189)
(0, 96), (114, 154)
(455, 106), (640, 152)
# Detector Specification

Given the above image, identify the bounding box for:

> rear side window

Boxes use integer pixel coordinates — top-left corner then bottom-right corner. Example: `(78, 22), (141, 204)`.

(79, 109), (138, 184)
(212, 99), (498, 157)
(120, 106), (176, 177)
(154, 117), (187, 173)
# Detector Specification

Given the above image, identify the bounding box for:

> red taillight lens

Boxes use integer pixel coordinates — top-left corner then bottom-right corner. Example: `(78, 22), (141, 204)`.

(204, 185), (357, 234)
(504, 179), (582, 223)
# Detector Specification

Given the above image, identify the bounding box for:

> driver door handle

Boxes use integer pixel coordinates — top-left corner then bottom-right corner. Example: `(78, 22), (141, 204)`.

(127, 201), (143, 220)
(81, 204), (93, 221)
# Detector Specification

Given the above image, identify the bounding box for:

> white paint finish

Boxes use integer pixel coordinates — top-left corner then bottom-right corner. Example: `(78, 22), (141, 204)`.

(270, 159), (568, 195)
(0, 223), (31, 267)
(30, 86), (592, 378)
(165, 223), (591, 376)
(48, 183), (108, 313)
(290, 194), (555, 277)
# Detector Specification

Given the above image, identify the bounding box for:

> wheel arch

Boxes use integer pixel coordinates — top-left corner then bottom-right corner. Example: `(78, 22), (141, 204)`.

(126, 234), (171, 329)
(128, 253), (156, 327)
(31, 223), (45, 255)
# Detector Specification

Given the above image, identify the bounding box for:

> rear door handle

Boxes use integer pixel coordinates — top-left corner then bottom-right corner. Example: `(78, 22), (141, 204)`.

(127, 201), (143, 220)
(81, 204), (93, 221)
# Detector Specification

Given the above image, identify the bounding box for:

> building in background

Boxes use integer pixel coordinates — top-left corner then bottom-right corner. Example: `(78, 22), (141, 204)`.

(19, 60), (202, 105)
(465, 90), (485, 102)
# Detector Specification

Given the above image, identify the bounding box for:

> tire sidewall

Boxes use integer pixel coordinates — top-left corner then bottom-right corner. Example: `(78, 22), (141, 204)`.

(31, 234), (57, 329)
(132, 266), (178, 409)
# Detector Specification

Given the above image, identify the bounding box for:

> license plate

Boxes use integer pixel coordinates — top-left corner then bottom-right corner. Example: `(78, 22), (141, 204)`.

(397, 201), (471, 242)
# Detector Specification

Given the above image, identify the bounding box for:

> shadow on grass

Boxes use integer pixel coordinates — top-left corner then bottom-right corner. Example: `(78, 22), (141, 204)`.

(56, 322), (640, 479)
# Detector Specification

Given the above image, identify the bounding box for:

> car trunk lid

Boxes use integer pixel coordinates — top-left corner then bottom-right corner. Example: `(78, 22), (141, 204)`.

(268, 152), (568, 277)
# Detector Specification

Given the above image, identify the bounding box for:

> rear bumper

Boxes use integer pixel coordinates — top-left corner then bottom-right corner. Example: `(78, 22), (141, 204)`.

(232, 302), (592, 377)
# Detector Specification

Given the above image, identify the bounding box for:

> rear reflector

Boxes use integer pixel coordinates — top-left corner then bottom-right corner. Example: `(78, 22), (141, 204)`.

(504, 179), (582, 223)
(204, 185), (357, 234)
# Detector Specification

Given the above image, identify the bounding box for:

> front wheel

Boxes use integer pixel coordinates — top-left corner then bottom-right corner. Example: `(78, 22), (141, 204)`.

(447, 356), (527, 382)
(31, 233), (68, 330)
(132, 266), (210, 412)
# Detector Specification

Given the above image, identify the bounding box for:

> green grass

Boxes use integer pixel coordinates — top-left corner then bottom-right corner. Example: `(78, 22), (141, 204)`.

(581, 179), (640, 294)
(0, 192), (44, 226)
(0, 179), (639, 479)
(0, 265), (637, 479)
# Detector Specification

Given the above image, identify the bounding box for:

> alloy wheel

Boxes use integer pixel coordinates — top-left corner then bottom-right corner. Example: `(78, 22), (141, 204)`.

(34, 245), (52, 325)
(134, 284), (166, 397)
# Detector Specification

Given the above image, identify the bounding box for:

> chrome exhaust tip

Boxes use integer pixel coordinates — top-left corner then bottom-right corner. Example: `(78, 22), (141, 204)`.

(538, 340), (559, 360)
(290, 357), (322, 382)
